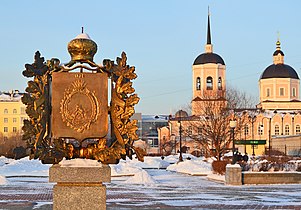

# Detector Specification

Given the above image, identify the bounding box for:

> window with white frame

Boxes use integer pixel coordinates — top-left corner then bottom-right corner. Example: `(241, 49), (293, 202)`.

(274, 125), (280, 135)
(296, 125), (301, 135)
(13, 109), (17, 114)
(258, 125), (263, 135)
(285, 125), (290, 135)
(4, 109), (8, 114)
(244, 125), (249, 136)
(4, 118), (8, 123)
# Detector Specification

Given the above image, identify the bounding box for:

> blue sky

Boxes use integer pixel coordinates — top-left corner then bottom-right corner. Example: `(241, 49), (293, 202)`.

(1, 0), (301, 114)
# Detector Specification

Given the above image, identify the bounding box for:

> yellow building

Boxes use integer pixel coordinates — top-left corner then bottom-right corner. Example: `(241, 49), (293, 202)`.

(0, 90), (28, 155)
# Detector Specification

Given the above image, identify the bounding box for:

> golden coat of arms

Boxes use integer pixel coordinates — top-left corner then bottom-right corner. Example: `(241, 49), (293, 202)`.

(52, 72), (108, 140)
(21, 32), (145, 164)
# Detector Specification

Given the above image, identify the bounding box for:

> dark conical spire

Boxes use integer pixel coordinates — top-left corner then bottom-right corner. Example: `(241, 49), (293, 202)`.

(207, 7), (211, 45)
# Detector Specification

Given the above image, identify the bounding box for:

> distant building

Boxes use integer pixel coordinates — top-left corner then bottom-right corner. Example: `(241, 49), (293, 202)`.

(132, 113), (169, 155)
(0, 90), (28, 157)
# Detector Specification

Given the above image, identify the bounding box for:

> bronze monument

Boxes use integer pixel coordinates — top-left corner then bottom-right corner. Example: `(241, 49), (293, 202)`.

(22, 31), (144, 164)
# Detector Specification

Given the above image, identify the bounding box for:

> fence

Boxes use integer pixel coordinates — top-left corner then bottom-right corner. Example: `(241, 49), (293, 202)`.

(270, 145), (301, 156)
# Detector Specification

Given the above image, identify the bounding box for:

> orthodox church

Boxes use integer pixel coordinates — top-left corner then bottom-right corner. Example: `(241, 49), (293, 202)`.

(166, 12), (301, 157)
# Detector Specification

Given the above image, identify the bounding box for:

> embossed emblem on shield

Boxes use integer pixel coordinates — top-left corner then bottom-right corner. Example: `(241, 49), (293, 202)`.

(52, 72), (108, 140)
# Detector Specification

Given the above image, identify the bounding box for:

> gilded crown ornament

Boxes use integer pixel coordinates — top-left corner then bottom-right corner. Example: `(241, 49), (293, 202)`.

(67, 29), (97, 63)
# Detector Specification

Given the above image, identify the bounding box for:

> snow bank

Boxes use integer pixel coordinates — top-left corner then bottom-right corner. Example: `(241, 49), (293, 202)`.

(164, 154), (201, 164)
(110, 161), (141, 176)
(0, 156), (14, 166)
(130, 156), (170, 169)
(0, 175), (8, 185)
(59, 158), (102, 167)
(125, 169), (157, 185)
(0, 156), (51, 176)
(166, 159), (212, 175)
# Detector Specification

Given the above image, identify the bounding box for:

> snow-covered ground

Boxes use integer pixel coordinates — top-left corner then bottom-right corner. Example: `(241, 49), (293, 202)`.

(0, 155), (300, 209)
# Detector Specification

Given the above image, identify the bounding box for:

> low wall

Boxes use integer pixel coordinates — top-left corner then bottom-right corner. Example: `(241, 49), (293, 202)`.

(242, 172), (301, 184)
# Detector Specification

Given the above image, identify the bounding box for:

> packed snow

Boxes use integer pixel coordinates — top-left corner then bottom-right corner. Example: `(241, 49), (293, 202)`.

(0, 155), (301, 209)
(59, 158), (103, 167)
(0, 156), (51, 177)
(0, 175), (8, 185)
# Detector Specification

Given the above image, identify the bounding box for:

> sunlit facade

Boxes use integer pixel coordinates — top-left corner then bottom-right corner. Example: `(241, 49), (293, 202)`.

(0, 90), (27, 141)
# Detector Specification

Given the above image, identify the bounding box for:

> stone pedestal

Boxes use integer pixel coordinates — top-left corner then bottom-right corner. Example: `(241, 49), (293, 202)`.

(225, 164), (242, 185)
(49, 164), (111, 210)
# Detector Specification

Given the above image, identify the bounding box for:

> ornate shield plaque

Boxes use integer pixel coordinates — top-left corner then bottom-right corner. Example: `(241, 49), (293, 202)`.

(52, 72), (108, 140)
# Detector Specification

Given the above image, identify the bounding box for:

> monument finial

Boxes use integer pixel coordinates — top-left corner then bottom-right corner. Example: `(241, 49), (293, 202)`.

(82, 27), (84, 33)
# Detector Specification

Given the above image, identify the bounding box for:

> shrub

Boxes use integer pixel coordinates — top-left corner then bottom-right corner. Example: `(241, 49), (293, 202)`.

(212, 160), (229, 175)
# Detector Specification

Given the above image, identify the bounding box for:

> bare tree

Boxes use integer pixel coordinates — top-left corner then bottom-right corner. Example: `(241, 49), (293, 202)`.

(160, 137), (175, 156)
(0, 132), (26, 158)
(185, 86), (255, 160)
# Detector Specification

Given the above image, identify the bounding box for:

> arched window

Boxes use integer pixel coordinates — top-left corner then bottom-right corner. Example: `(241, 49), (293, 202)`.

(206, 77), (213, 90)
(274, 125), (280, 135)
(13, 109), (17, 114)
(285, 125), (290, 135)
(218, 77), (222, 90)
(296, 125), (301, 135)
(4, 109), (8, 114)
(244, 125), (249, 136)
(196, 77), (201, 90)
(258, 124), (263, 135)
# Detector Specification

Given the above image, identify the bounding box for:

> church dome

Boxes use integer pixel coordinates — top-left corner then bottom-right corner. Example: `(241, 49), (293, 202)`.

(260, 64), (299, 79)
(260, 40), (299, 80)
(175, 110), (188, 118)
(193, 52), (225, 65)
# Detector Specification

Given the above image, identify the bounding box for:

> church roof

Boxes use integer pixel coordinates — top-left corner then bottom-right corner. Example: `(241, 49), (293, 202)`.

(193, 53), (225, 65)
(260, 64), (299, 79)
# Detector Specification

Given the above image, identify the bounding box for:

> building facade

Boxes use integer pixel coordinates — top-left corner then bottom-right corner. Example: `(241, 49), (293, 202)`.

(0, 90), (28, 157)
(131, 113), (169, 155)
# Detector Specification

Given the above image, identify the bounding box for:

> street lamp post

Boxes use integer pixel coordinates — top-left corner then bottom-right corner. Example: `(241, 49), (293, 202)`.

(178, 121), (183, 161)
(175, 110), (188, 162)
(248, 115), (257, 156)
(281, 112), (286, 135)
(291, 112), (296, 135)
(244, 125), (247, 154)
(261, 116), (272, 157)
(230, 119), (237, 164)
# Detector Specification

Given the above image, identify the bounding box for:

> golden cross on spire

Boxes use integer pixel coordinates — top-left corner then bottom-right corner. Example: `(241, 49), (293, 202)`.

(276, 31), (281, 49)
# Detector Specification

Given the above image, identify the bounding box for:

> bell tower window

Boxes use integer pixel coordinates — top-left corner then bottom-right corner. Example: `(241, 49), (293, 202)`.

(196, 77), (201, 90)
(218, 77), (222, 90)
(206, 77), (213, 90)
